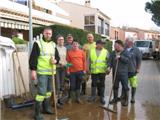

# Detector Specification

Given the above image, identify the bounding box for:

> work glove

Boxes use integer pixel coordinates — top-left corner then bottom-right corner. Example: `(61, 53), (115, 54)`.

(65, 63), (72, 67)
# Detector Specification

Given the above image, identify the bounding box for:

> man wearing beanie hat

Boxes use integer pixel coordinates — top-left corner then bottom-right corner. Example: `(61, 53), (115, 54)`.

(87, 39), (109, 105)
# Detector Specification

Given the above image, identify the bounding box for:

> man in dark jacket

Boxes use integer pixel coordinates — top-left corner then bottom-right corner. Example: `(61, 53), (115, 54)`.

(108, 40), (130, 106)
(125, 37), (142, 103)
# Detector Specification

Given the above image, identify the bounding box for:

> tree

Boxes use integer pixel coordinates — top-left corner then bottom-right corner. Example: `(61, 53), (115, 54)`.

(145, 0), (160, 26)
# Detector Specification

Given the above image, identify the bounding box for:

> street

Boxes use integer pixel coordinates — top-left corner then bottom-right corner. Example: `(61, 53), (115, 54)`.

(1, 59), (160, 120)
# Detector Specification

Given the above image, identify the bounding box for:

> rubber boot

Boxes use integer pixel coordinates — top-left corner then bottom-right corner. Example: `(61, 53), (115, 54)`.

(88, 87), (96, 102)
(34, 101), (44, 120)
(43, 98), (54, 114)
(120, 89), (125, 100)
(131, 88), (136, 103)
(76, 90), (83, 104)
(99, 87), (105, 105)
(68, 91), (75, 104)
(81, 82), (86, 95)
(97, 83), (101, 96)
(121, 91), (129, 106)
(109, 89), (119, 104)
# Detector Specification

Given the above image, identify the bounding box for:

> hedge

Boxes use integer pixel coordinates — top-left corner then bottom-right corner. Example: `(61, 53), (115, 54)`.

(12, 37), (27, 44)
(33, 24), (112, 52)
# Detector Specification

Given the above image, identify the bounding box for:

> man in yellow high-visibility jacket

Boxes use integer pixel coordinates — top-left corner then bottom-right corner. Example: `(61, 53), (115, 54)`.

(82, 33), (96, 95)
(29, 27), (60, 120)
(87, 40), (109, 105)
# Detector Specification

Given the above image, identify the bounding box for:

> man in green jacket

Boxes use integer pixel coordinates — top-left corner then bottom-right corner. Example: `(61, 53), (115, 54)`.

(29, 27), (60, 120)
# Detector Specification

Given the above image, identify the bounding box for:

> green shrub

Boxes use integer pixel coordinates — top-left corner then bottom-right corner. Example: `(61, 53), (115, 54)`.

(33, 24), (112, 52)
(12, 37), (27, 44)
(105, 40), (113, 53)
(33, 24), (101, 45)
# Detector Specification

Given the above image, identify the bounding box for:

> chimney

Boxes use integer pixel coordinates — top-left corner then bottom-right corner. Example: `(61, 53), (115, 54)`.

(85, 0), (91, 7)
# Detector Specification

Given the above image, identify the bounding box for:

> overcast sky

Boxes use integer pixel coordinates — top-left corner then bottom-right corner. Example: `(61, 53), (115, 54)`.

(61, 0), (159, 30)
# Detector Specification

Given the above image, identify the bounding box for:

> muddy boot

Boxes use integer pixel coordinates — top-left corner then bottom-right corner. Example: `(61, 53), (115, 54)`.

(34, 101), (44, 120)
(100, 87), (105, 105)
(68, 91), (75, 104)
(120, 89), (125, 101)
(88, 87), (96, 102)
(131, 88), (136, 103)
(109, 89), (119, 104)
(56, 102), (63, 109)
(81, 82), (86, 95)
(76, 90), (83, 104)
(43, 98), (54, 114)
(121, 91), (129, 106)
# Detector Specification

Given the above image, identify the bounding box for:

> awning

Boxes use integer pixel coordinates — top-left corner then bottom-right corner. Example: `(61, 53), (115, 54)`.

(0, 19), (29, 30)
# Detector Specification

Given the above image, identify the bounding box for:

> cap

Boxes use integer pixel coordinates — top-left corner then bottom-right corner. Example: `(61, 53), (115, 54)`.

(67, 34), (73, 38)
(96, 40), (105, 44)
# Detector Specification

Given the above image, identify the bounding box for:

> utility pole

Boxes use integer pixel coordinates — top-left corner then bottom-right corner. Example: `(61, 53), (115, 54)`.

(29, 0), (33, 53)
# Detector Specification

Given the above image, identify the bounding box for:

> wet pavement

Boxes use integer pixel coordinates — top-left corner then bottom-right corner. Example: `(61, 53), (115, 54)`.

(1, 59), (160, 120)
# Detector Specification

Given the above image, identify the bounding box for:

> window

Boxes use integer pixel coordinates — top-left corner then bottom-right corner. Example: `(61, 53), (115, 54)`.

(84, 15), (95, 32)
(104, 23), (109, 36)
(15, 0), (28, 6)
(84, 15), (95, 25)
(98, 17), (104, 34)
(84, 26), (95, 32)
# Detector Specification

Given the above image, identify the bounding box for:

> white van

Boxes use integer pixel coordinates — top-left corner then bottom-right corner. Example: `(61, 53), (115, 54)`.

(134, 40), (155, 59)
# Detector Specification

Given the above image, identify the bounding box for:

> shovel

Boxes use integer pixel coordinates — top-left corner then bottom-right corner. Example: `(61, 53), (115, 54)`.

(51, 56), (69, 120)
(11, 51), (34, 110)
(99, 59), (119, 114)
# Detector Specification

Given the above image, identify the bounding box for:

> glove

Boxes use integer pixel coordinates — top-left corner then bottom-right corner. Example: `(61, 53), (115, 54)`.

(66, 63), (72, 67)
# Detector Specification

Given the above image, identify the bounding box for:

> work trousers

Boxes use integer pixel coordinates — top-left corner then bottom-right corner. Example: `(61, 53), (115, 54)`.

(56, 67), (66, 92)
(91, 73), (106, 97)
(69, 71), (84, 91)
(35, 74), (53, 102)
(113, 74), (129, 91)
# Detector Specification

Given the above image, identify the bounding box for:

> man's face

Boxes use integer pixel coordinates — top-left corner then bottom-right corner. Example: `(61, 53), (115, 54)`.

(125, 39), (133, 48)
(67, 36), (73, 44)
(114, 43), (123, 52)
(43, 29), (52, 41)
(72, 41), (79, 50)
(57, 37), (64, 46)
(96, 43), (103, 49)
(87, 34), (94, 43)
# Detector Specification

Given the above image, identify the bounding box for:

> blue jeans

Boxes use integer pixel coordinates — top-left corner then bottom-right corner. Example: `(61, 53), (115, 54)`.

(113, 74), (129, 91)
(56, 67), (66, 92)
(37, 74), (53, 96)
(69, 71), (84, 91)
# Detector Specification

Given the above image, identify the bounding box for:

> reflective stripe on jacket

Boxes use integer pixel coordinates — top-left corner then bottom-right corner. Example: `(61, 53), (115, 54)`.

(90, 48), (108, 74)
(36, 39), (56, 75)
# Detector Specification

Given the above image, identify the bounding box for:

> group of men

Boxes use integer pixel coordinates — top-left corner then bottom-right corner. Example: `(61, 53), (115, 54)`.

(29, 27), (142, 120)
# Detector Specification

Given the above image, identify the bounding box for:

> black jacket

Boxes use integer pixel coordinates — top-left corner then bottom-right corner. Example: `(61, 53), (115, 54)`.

(108, 49), (130, 76)
(29, 40), (60, 70)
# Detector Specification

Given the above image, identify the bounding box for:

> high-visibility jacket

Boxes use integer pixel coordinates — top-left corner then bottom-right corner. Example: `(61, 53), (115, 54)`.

(90, 48), (108, 74)
(36, 39), (56, 75)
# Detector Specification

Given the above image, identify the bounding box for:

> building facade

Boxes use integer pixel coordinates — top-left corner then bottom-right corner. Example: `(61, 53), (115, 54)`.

(110, 26), (160, 41)
(58, 0), (111, 38)
(0, 0), (70, 39)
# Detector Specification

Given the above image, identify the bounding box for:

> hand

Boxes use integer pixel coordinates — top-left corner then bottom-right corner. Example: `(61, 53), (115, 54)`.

(106, 68), (111, 75)
(31, 70), (37, 80)
(86, 70), (91, 75)
(60, 63), (65, 67)
(83, 71), (86, 74)
(116, 54), (120, 60)
(67, 71), (70, 75)
(136, 69), (140, 73)
(50, 56), (57, 64)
